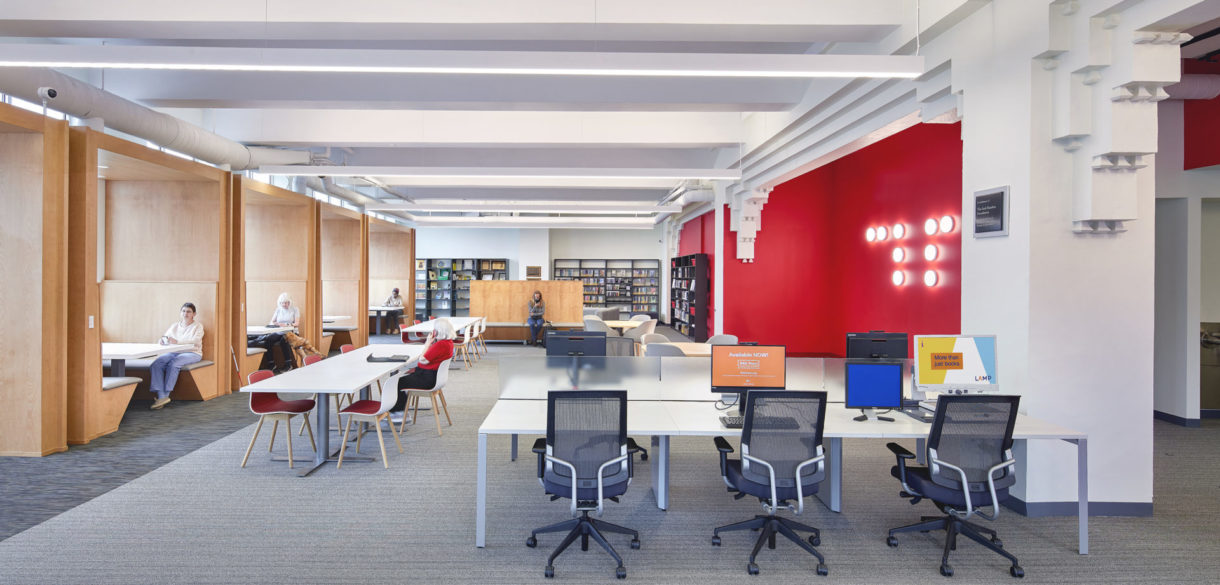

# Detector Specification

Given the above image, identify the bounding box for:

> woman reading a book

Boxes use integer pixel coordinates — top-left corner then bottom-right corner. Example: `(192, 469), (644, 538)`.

(390, 317), (456, 421)
(149, 302), (204, 410)
(527, 290), (545, 345)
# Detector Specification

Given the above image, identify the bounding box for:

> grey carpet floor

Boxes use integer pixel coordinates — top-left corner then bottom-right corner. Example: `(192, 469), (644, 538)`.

(1, 336), (1218, 584)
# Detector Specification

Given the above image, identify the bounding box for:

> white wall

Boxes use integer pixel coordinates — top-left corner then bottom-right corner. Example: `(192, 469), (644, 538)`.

(1201, 201), (1220, 321)
(548, 226), (665, 261)
(1154, 198), (1199, 420)
(415, 227), (527, 278)
(415, 226), (665, 280)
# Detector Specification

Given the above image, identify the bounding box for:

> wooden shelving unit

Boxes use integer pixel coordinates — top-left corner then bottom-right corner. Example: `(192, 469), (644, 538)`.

(553, 258), (660, 317)
(415, 258), (507, 319)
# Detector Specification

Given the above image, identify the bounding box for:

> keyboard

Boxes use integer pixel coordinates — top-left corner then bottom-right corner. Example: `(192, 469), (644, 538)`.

(719, 415), (801, 430)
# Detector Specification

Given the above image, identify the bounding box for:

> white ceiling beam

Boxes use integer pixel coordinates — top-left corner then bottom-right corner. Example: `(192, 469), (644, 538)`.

(365, 177), (680, 189)
(412, 215), (657, 229)
(0, 44), (923, 79)
(260, 165), (740, 181)
(366, 200), (682, 214)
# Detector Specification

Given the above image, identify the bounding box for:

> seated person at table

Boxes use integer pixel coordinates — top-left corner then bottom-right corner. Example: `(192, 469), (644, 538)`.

(149, 302), (204, 410)
(383, 287), (405, 334)
(527, 290), (545, 345)
(390, 317), (456, 422)
(249, 292), (299, 372)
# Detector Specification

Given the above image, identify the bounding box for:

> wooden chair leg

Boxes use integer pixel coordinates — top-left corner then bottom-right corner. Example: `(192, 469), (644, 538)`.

(337, 417), (353, 469)
(302, 415), (317, 452)
(374, 421), (389, 469)
(298, 396), (317, 436)
(431, 393), (443, 436)
(386, 414), (405, 453)
(268, 419), (279, 452)
(411, 394), (420, 424)
(241, 417), (266, 468)
(438, 389), (452, 426)
(285, 415), (295, 469)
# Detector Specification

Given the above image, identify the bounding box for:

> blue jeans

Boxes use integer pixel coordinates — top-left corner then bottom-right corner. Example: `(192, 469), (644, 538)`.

(527, 316), (544, 342)
(150, 352), (202, 399)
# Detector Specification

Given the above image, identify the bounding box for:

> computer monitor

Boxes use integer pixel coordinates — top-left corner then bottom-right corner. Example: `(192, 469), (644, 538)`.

(845, 331), (908, 359)
(545, 331), (607, 357)
(844, 360), (904, 422)
(913, 334), (999, 395)
(711, 345), (786, 413)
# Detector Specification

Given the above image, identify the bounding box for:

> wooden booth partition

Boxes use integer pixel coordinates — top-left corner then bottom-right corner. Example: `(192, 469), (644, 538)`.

(0, 103), (69, 456)
(236, 177), (319, 385)
(66, 129), (231, 444)
(471, 280), (583, 342)
(321, 207), (367, 348)
(368, 217), (415, 332)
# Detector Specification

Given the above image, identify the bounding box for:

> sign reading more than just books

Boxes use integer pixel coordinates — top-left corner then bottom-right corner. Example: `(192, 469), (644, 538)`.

(974, 186), (1009, 238)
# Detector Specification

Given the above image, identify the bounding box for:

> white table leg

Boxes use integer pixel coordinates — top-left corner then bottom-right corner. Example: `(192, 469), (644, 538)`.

(650, 435), (669, 510)
(816, 437), (842, 512)
(476, 432), (488, 548)
(1074, 437), (1088, 554)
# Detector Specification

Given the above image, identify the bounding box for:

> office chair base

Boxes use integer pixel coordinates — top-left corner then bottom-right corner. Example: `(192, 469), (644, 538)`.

(712, 514), (828, 576)
(529, 512), (638, 579)
(888, 515), (1022, 578)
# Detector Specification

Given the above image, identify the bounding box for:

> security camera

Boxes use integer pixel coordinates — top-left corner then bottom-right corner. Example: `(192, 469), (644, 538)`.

(37, 87), (57, 101)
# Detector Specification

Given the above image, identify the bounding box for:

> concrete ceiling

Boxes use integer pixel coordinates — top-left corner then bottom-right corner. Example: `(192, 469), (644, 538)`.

(0, 0), (919, 225)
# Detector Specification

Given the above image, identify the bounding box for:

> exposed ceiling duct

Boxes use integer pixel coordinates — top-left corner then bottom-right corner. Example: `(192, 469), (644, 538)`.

(654, 186), (715, 224)
(1165, 74), (1220, 100)
(0, 67), (309, 170)
(294, 176), (417, 226)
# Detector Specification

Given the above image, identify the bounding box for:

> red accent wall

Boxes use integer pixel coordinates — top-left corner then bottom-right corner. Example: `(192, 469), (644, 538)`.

(723, 122), (962, 356)
(1183, 60), (1220, 170)
(678, 211), (716, 334)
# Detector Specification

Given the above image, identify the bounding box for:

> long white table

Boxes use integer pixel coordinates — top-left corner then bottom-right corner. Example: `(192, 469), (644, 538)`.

(241, 344), (423, 476)
(404, 316), (481, 334)
(246, 325), (293, 336)
(102, 342), (192, 376)
(368, 305), (405, 334)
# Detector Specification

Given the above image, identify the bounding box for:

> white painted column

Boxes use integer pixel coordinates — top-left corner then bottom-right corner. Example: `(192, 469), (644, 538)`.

(714, 188), (726, 335)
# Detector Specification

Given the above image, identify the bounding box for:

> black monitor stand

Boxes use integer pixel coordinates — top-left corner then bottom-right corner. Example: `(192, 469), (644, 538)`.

(852, 408), (894, 422)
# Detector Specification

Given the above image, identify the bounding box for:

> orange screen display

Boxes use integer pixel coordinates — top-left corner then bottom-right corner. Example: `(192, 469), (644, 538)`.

(711, 345), (786, 390)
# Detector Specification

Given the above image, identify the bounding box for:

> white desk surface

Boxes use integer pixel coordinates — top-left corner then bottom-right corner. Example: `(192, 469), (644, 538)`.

(603, 320), (644, 330)
(247, 325), (293, 336)
(479, 399), (677, 436)
(369, 305), (405, 312)
(322, 315), (351, 323)
(654, 342), (712, 357)
(101, 342), (192, 360)
(240, 345), (422, 395)
(405, 316), (482, 333)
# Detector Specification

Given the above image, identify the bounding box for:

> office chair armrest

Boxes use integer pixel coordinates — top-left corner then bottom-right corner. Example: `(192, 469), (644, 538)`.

(626, 438), (642, 476)
(887, 442), (917, 497)
(929, 457), (978, 519)
(545, 454), (580, 516)
(974, 455), (1018, 522)
(714, 436), (734, 480)
(887, 442), (915, 459)
(793, 450), (826, 515)
(595, 454), (630, 517)
(740, 452), (779, 513)
(532, 438), (547, 478)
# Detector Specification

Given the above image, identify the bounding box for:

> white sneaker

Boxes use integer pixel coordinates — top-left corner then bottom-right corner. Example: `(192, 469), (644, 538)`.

(389, 412), (404, 424)
(150, 397), (171, 410)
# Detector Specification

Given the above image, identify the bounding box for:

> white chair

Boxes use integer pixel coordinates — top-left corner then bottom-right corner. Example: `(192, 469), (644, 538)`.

(474, 317), (488, 354)
(629, 314), (651, 322)
(641, 333), (669, 346)
(706, 334), (739, 345)
(583, 317), (620, 337)
(337, 371), (405, 469)
(645, 343), (687, 357)
(399, 358), (454, 436)
(241, 370), (317, 469)
(455, 323), (476, 369)
(623, 318), (657, 354)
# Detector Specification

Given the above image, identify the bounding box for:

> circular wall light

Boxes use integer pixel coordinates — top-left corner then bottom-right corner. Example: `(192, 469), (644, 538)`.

(924, 270), (939, 287)
(924, 244), (938, 261)
(893, 223), (906, 239)
(877, 226), (889, 241)
(924, 218), (938, 235)
(892, 247), (905, 262)
(892, 270), (906, 286)
(865, 227), (876, 242)
(939, 215), (955, 233)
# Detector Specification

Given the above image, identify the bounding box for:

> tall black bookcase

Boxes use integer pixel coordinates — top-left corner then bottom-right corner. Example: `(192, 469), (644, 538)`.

(414, 258), (508, 320)
(670, 253), (708, 341)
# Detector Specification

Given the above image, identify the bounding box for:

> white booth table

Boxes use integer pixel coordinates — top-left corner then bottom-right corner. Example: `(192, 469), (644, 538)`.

(241, 344), (423, 476)
(368, 305), (406, 334)
(322, 315), (351, 324)
(102, 342), (192, 376)
(246, 325), (293, 336)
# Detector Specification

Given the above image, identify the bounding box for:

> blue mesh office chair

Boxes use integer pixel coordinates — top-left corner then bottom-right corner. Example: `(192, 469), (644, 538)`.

(712, 390), (829, 576)
(886, 394), (1024, 578)
(528, 390), (640, 579)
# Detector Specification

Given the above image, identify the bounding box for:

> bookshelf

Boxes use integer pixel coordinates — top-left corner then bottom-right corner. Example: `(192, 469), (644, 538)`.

(552, 258), (660, 317)
(414, 258), (508, 319)
(670, 253), (708, 341)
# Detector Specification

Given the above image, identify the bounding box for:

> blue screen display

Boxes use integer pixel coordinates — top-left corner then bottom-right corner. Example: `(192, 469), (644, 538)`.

(845, 362), (903, 409)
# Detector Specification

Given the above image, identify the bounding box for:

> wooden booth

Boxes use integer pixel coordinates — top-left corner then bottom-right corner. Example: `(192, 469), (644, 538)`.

(471, 280), (583, 342)
(66, 129), (231, 445)
(233, 177), (320, 386)
(368, 217), (415, 334)
(321, 206), (368, 348)
(0, 103), (69, 456)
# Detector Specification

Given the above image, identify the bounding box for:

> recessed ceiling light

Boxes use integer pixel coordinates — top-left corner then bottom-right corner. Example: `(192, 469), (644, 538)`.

(939, 215), (955, 233)
(892, 248), (905, 262)
(924, 270), (939, 287)
(924, 244), (938, 261)
(892, 271), (906, 286)
(865, 227), (877, 242)
(876, 226), (889, 241)
(925, 218), (938, 235)
(893, 223), (906, 239)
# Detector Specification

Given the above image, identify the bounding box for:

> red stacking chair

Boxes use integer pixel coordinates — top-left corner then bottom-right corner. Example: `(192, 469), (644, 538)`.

(241, 370), (317, 469)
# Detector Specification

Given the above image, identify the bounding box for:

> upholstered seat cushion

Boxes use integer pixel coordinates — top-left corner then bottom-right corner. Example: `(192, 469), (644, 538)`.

(324, 326), (357, 332)
(891, 465), (1009, 509)
(726, 458), (820, 501)
(246, 347), (267, 356)
(322, 332), (335, 338)
(103, 359), (213, 370)
(251, 396), (315, 415)
(340, 399), (382, 416)
(102, 376), (142, 390)
(543, 476), (629, 501)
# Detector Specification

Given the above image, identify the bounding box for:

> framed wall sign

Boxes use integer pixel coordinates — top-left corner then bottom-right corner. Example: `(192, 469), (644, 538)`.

(973, 186), (1009, 238)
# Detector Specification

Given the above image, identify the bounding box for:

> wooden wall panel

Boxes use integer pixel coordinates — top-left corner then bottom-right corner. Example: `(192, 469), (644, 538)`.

(40, 120), (69, 453)
(100, 282), (219, 362)
(368, 230), (414, 305)
(471, 280), (583, 325)
(104, 181), (221, 281)
(323, 279), (361, 329)
(244, 203), (310, 281)
(321, 218), (361, 280)
(67, 128), (102, 447)
(246, 280), (308, 327)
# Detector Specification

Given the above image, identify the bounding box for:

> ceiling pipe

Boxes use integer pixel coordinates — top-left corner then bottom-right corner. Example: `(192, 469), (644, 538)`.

(0, 66), (309, 170)
(296, 176), (417, 226)
(1165, 74), (1220, 100)
(654, 187), (715, 223)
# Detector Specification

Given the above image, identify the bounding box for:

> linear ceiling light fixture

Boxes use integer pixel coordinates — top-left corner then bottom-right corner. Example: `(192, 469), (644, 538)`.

(0, 44), (924, 79)
(366, 201), (682, 214)
(258, 165), (742, 181)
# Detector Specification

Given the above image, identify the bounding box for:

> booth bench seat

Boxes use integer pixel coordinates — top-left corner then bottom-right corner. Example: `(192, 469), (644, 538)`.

(324, 325), (356, 350)
(483, 321), (582, 343)
(103, 358), (218, 401)
(240, 347), (267, 380)
(69, 376), (147, 445)
(319, 331), (334, 355)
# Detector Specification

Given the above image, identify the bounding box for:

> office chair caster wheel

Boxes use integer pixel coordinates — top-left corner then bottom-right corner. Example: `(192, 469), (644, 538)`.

(544, 565), (554, 578)
(886, 536), (898, 547)
(816, 563), (829, 576)
(616, 566), (627, 579)
(1010, 565), (1024, 578)
(807, 535), (820, 547)
(939, 563), (954, 577)
(747, 563), (760, 575)
(526, 536), (537, 548)
(630, 538), (641, 549)
(711, 535), (721, 546)
(991, 537), (1003, 548)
